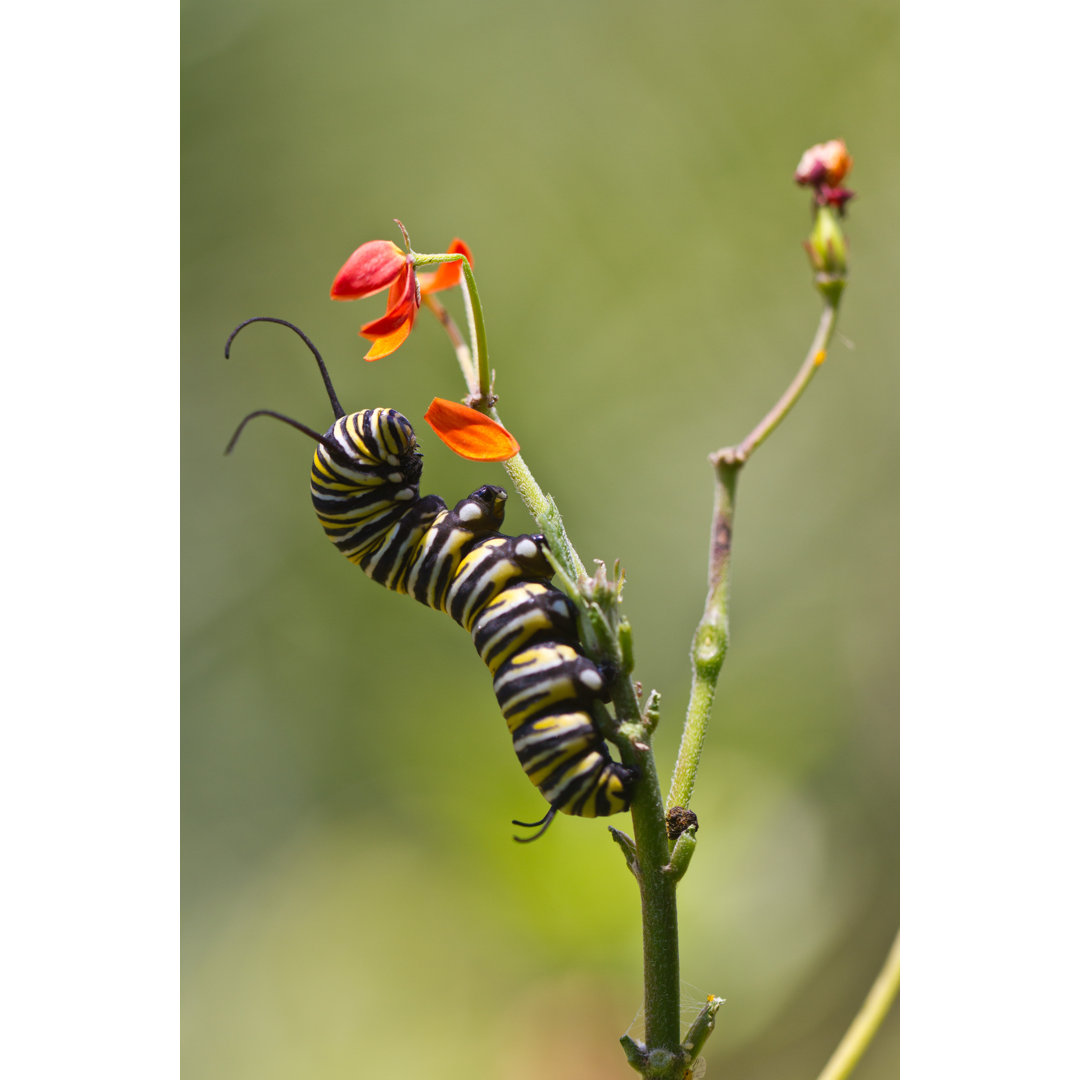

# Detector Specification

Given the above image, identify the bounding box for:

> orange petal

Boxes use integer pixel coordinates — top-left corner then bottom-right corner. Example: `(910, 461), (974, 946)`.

(820, 139), (852, 186)
(330, 240), (408, 300)
(424, 398), (520, 461)
(361, 316), (415, 361)
(420, 239), (474, 295)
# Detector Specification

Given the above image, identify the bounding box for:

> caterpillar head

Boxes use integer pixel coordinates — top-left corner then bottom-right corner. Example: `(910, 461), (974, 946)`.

(321, 408), (425, 489)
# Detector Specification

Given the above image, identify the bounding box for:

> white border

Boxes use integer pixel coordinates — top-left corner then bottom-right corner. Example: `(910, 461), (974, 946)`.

(903, 2), (1079, 1076)
(2, 4), (179, 1078)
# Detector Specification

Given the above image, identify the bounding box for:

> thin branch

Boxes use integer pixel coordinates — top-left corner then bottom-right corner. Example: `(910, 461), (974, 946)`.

(421, 293), (479, 400)
(715, 299), (839, 468)
(667, 298), (841, 812)
(814, 931), (900, 1080)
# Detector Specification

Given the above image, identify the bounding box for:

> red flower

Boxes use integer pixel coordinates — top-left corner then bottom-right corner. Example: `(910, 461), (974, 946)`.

(330, 236), (473, 361)
(424, 398), (520, 462)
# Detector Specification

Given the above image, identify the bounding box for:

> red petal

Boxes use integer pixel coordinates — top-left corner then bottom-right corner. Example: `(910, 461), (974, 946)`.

(330, 240), (407, 300)
(424, 398), (520, 462)
(385, 263), (417, 310)
(360, 307), (411, 338)
(420, 238), (474, 294)
(360, 266), (418, 336)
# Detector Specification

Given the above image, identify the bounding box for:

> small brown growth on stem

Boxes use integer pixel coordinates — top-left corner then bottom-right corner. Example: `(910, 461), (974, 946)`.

(666, 806), (699, 841)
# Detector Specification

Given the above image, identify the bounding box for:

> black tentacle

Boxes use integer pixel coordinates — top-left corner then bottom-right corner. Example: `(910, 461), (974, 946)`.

(226, 316), (346, 419)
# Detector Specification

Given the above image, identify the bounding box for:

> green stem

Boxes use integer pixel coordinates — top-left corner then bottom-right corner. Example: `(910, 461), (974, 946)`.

(629, 750), (682, 1059)
(413, 250), (488, 402)
(606, 642), (685, 1076)
(667, 298), (840, 812)
(499, 450), (588, 582)
(667, 459), (735, 810)
(458, 258), (490, 404)
(814, 931), (900, 1080)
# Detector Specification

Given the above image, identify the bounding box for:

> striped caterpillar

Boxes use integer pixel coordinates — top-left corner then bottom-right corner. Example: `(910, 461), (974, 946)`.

(227, 317), (637, 839)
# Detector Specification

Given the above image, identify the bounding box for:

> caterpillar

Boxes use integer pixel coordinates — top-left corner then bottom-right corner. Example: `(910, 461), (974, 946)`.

(226, 317), (637, 840)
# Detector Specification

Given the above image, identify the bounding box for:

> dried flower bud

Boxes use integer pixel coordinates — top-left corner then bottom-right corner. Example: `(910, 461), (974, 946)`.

(794, 139), (853, 188)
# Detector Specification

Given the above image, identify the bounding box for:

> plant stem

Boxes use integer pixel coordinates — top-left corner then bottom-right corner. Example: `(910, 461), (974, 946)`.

(667, 459), (736, 810)
(630, 750), (683, 1058)
(667, 299), (840, 811)
(814, 931), (900, 1080)
(458, 258), (491, 404)
(499, 449), (588, 582)
(607, 646), (684, 1076)
(421, 293), (479, 399)
(726, 301), (839, 464)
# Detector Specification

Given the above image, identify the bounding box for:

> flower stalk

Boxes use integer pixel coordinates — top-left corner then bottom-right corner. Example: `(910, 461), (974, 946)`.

(411, 252), (490, 404)
(460, 257), (490, 405)
(418, 247), (589, 583)
(420, 291), (479, 399)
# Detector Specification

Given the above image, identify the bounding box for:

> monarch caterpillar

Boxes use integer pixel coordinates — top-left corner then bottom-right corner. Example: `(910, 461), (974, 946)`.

(226, 316), (637, 840)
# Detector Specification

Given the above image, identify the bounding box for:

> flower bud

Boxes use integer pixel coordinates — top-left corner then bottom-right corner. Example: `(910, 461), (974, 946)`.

(795, 139), (852, 304)
(805, 205), (848, 304)
(807, 205), (847, 274)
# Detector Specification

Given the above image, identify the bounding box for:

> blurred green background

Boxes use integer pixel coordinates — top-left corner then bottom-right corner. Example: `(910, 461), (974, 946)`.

(182, 1), (898, 1077)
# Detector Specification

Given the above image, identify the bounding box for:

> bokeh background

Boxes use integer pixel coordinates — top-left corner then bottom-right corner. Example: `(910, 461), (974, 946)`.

(182, 1), (898, 1077)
